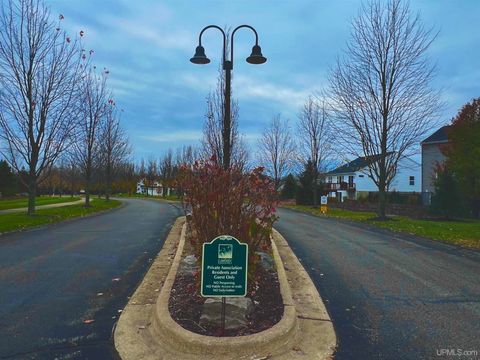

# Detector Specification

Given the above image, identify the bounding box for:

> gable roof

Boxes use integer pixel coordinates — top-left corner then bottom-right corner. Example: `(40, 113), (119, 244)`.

(421, 125), (451, 144)
(327, 154), (386, 175)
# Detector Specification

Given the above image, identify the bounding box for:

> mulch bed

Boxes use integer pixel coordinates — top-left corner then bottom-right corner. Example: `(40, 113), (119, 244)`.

(168, 235), (284, 337)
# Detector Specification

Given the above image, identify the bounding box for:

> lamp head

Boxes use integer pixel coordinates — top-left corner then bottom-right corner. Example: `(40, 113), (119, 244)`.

(246, 44), (267, 64)
(190, 45), (210, 64)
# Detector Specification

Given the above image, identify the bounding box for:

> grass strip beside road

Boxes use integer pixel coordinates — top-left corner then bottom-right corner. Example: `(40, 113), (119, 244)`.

(0, 199), (121, 233)
(285, 205), (480, 249)
(116, 193), (181, 202)
(0, 196), (81, 210)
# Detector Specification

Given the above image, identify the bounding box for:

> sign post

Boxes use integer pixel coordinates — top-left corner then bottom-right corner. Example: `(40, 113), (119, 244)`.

(320, 195), (328, 214)
(201, 235), (248, 335)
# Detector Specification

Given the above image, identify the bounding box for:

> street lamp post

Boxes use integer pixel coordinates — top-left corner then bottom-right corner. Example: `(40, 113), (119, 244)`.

(190, 25), (267, 169)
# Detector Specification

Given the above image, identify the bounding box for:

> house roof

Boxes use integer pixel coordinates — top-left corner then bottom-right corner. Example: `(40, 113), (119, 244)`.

(327, 154), (386, 175)
(421, 125), (451, 144)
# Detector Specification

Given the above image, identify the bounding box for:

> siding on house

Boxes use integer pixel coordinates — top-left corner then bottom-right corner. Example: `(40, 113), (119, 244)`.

(420, 125), (451, 204)
(421, 143), (447, 193)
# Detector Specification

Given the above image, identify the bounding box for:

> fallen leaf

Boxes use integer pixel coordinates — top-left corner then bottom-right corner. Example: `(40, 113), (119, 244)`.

(83, 319), (94, 324)
(97, 292), (103, 296)
(112, 278), (121, 282)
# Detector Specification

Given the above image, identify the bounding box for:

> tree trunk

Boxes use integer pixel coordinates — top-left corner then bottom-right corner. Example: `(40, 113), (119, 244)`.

(27, 177), (36, 216)
(105, 164), (111, 201)
(313, 171), (318, 207)
(378, 182), (387, 219)
(85, 167), (91, 207)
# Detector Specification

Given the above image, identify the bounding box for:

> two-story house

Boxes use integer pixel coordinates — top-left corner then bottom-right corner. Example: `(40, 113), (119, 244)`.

(325, 154), (421, 201)
(136, 179), (164, 196)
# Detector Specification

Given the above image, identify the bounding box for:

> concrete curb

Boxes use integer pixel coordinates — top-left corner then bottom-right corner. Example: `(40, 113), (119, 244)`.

(114, 217), (336, 359)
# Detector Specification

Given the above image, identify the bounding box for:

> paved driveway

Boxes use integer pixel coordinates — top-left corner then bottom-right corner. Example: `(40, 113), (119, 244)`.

(0, 198), (181, 359)
(275, 208), (480, 360)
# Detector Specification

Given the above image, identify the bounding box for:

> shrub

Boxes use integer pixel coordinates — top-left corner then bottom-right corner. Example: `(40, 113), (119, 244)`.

(176, 158), (278, 266)
(281, 173), (297, 199)
(430, 165), (467, 219)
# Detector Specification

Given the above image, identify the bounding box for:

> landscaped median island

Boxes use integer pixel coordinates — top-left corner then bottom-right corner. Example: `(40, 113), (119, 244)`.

(114, 159), (336, 359)
(114, 217), (337, 360)
(0, 198), (121, 234)
(169, 221), (284, 336)
(285, 205), (480, 249)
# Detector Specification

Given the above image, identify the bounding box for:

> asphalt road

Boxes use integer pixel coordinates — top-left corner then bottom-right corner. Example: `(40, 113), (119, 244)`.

(0, 198), (181, 360)
(275, 208), (480, 360)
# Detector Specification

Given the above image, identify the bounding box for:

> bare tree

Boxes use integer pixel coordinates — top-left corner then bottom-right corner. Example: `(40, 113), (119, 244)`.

(257, 114), (296, 190)
(99, 101), (131, 200)
(0, 0), (82, 214)
(73, 66), (109, 207)
(201, 29), (249, 170)
(297, 96), (334, 206)
(201, 80), (249, 170)
(142, 156), (158, 196)
(329, 0), (441, 219)
(65, 156), (79, 197)
(175, 145), (198, 168)
(159, 149), (176, 196)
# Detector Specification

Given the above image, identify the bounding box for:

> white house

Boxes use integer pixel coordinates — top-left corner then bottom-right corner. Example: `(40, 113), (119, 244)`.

(136, 179), (164, 196)
(325, 155), (421, 201)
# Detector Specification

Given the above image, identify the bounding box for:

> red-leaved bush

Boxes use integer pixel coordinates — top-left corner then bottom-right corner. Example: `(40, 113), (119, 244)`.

(176, 157), (278, 265)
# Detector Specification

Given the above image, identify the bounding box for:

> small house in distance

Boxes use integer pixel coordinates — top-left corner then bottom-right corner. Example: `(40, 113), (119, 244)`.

(136, 179), (163, 196)
(325, 154), (421, 201)
(421, 125), (451, 205)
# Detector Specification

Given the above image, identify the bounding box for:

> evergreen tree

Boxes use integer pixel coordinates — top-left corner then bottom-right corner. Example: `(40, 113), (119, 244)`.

(0, 160), (17, 196)
(430, 165), (466, 219)
(281, 173), (297, 200)
(296, 160), (320, 205)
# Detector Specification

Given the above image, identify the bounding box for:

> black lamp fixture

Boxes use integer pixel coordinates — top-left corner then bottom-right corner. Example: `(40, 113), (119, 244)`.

(190, 45), (210, 64)
(246, 44), (267, 64)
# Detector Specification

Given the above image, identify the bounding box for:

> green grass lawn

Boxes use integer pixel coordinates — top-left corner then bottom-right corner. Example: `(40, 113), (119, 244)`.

(285, 205), (480, 249)
(0, 198), (121, 233)
(0, 196), (81, 211)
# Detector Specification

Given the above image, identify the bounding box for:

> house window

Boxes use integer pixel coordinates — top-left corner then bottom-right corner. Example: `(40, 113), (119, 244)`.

(409, 176), (415, 186)
(348, 175), (354, 187)
(339, 176), (344, 183)
(327, 176), (332, 183)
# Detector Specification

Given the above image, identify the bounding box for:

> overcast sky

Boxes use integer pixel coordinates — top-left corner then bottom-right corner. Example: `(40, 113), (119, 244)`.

(48, 0), (480, 162)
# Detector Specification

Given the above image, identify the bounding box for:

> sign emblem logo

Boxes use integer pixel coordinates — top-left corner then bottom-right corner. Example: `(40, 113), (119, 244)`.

(218, 244), (233, 264)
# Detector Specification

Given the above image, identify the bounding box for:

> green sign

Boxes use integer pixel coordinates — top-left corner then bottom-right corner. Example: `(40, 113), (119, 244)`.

(201, 235), (248, 297)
